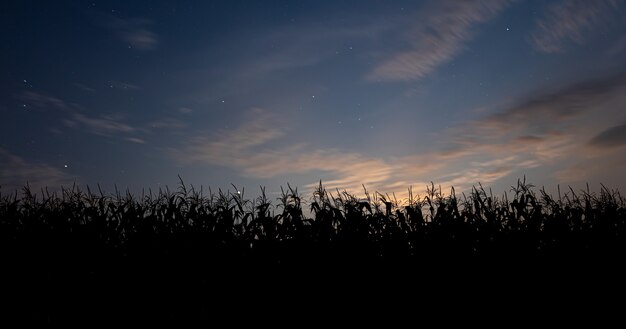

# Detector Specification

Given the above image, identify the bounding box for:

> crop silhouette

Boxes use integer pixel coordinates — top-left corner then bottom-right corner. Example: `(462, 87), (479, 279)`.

(2, 177), (626, 324)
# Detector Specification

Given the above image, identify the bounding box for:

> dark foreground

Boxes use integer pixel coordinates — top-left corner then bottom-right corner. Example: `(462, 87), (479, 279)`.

(2, 181), (626, 324)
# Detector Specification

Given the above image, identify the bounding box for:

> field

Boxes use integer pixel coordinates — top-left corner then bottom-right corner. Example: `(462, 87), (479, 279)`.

(2, 178), (626, 323)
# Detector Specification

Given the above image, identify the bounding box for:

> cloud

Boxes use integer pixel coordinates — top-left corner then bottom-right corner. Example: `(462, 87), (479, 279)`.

(177, 15), (396, 107)
(607, 35), (626, 57)
(555, 150), (626, 183)
(170, 108), (507, 197)
(70, 113), (137, 135)
(171, 73), (626, 196)
(171, 109), (397, 193)
(515, 135), (544, 144)
(19, 91), (70, 111)
(102, 16), (159, 50)
(17, 90), (179, 144)
(18, 90), (141, 139)
(474, 74), (626, 135)
(368, 0), (513, 81)
(126, 137), (146, 144)
(107, 80), (141, 90)
(172, 108), (286, 166)
(530, 0), (625, 53)
(73, 83), (96, 92)
(18, 91), (140, 135)
(445, 73), (626, 187)
(242, 20), (391, 77)
(125, 29), (158, 50)
(147, 118), (186, 130)
(0, 148), (75, 192)
(589, 124), (626, 148)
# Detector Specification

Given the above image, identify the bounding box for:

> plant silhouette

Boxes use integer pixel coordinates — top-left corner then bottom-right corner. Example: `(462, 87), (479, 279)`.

(2, 178), (625, 324)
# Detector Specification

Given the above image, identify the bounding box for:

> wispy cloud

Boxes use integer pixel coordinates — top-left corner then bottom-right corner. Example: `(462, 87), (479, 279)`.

(106, 80), (141, 90)
(172, 108), (286, 167)
(170, 108), (502, 196)
(73, 83), (95, 92)
(67, 112), (159, 143)
(126, 137), (146, 144)
(243, 21), (391, 77)
(19, 91), (129, 134)
(171, 73), (626, 196)
(102, 16), (159, 50)
(530, 0), (625, 53)
(607, 35), (626, 57)
(368, 0), (513, 81)
(171, 109), (391, 192)
(589, 124), (626, 148)
(445, 73), (626, 186)
(19, 91), (70, 111)
(473, 74), (626, 135)
(17, 90), (186, 144)
(147, 118), (186, 130)
(0, 148), (75, 192)
(177, 107), (193, 114)
(69, 113), (137, 135)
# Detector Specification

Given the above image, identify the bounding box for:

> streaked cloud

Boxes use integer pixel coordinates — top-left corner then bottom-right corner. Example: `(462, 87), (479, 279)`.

(147, 118), (186, 130)
(589, 124), (626, 148)
(171, 109), (394, 193)
(102, 16), (159, 50)
(607, 36), (626, 57)
(173, 87), (624, 198)
(171, 108), (286, 167)
(474, 74), (626, 135)
(446, 73), (626, 186)
(368, 0), (513, 81)
(19, 91), (70, 111)
(179, 14), (394, 106)
(70, 113), (137, 135)
(0, 148), (75, 192)
(107, 80), (141, 90)
(243, 20), (391, 77)
(170, 108), (513, 197)
(126, 137), (146, 144)
(555, 150), (626, 183)
(17, 90), (180, 143)
(19, 91), (133, 136)
(530, 0), (625, 53)
(73, 83), (96, 92)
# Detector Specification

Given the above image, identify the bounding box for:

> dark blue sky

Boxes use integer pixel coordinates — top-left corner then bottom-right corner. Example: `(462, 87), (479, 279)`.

(2, 0), (626, 198)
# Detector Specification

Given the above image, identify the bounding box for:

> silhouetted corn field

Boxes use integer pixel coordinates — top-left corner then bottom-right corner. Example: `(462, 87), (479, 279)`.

(3, 178), (626, 263)
(2, 178), (626, 324)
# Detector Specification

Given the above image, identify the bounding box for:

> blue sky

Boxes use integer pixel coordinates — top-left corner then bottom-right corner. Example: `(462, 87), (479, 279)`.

(2, 0), (626, 199)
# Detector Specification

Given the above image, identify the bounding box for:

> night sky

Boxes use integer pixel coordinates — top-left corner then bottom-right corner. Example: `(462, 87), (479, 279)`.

(2, 0), (626, 198)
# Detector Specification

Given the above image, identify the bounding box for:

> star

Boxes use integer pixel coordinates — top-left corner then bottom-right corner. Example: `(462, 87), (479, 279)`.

(506, 27), (510, 31)
(64, 164), (68, 168)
